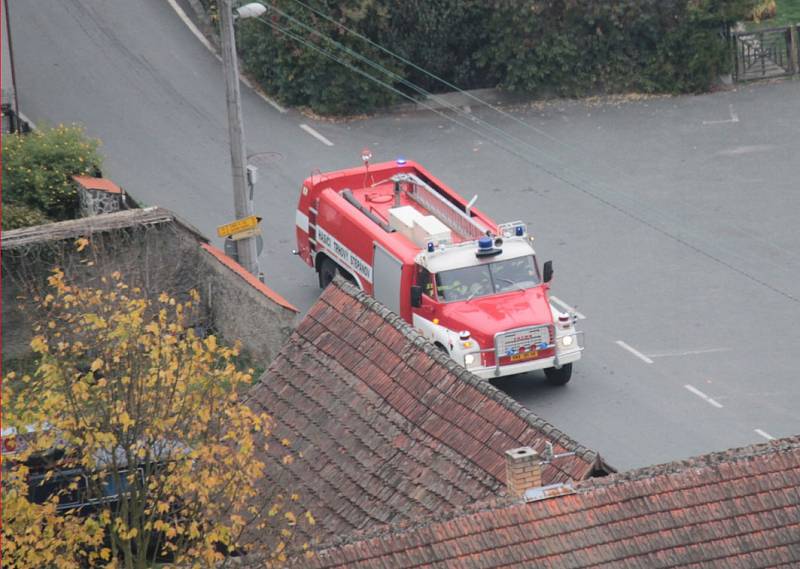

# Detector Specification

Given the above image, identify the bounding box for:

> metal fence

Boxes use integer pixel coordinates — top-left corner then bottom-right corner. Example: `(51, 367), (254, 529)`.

(732, 24), (800, 82)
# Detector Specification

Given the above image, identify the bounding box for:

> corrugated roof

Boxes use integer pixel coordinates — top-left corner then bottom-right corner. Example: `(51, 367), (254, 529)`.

(248, 278), (607, 546)
(303, 435), (800, 568)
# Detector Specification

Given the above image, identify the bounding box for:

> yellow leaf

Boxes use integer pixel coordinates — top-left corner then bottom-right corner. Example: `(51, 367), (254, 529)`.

(90, 358), (103, 372)
(118, 412), (134, 433)
(75, 237), (89, 251)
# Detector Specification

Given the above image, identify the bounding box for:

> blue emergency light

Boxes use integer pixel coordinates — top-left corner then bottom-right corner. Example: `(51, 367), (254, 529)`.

(476, 236), (502, 258)
(396, 157), (407, 165)
(515, 225), (524, 236)
(427, 242), (435, 253)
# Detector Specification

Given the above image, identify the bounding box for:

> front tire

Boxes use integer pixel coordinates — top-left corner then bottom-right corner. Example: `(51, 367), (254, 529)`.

(318, 258), (338, 289)
(544, 363), (572, 385)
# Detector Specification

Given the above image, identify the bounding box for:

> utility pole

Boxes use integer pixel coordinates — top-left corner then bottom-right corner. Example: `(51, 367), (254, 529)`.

(3, 0), (22, 133)
(219, 0), (260, 276)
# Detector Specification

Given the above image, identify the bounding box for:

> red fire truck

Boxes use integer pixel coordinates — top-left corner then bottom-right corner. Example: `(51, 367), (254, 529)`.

(294, 156), (582, 383)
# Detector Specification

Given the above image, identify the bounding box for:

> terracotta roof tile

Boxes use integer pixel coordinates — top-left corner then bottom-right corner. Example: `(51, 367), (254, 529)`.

(301, 436), (800, 568)
(249, 278), (606, 547)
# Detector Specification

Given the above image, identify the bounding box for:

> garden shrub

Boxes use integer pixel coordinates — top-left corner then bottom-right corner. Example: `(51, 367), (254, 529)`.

(2, 203), (51, 231)
(229, 0), (757, 114)
(2, 125), (102, 226)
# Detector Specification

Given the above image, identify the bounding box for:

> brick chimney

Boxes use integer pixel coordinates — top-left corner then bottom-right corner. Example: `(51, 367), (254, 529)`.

(505, 446), (543, 497)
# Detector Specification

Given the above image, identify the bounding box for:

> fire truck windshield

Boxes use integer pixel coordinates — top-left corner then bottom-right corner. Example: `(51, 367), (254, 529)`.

(435, 255), (540, 302)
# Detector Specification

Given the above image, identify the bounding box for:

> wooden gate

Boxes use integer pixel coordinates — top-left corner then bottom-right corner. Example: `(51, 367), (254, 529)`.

(732, 25), (800, 82)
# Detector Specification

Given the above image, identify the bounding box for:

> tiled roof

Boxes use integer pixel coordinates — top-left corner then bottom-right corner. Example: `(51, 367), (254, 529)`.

(71, 175), (124, 194)
(248, 278), (608, 544)
(303, 435), (800, 568)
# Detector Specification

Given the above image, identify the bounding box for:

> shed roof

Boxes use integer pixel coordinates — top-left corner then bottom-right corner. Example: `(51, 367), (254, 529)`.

(71, 175), (123, 194)
(303, 435), (800, 568)
(248, 278), (609, 545)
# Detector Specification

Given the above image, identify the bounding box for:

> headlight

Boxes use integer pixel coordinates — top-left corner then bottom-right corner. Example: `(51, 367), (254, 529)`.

(464, 354), (476, 366)
(560, 335), (574, 347)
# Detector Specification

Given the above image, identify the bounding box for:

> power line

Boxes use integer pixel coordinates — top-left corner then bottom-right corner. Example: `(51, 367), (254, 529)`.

(252, 9), (800, 303)
(279, 1), (800, 272)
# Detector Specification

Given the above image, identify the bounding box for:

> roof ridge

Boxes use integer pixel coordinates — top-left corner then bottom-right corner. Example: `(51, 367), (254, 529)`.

(308, 435), (800, 562)
(331, 277), (603, 466)
(577, 434), (800, 491)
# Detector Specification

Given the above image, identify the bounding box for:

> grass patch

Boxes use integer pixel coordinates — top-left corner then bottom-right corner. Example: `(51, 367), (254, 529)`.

(748, 0), (800, 29)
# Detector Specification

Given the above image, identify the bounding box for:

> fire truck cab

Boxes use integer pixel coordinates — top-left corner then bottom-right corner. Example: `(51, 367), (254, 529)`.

(295, 158), (582, 383)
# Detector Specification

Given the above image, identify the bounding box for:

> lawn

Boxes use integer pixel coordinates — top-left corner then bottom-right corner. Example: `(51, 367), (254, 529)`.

(749, 0), (800, 28)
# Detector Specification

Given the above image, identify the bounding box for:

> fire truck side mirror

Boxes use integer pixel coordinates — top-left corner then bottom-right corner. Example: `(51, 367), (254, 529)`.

(411, 285), (423, 308)
(543, 260), (553, 283)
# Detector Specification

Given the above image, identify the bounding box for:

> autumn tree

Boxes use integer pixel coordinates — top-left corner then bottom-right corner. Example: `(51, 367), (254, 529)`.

(2, 248), (311, 568)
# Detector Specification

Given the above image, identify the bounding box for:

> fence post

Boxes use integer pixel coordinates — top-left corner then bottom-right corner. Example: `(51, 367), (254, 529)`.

(790, 25), (800, 74)
(730, 29), (739, 83)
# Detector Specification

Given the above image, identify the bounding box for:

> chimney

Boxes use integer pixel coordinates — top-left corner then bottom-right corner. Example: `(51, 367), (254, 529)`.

(505, 446), (543, 497)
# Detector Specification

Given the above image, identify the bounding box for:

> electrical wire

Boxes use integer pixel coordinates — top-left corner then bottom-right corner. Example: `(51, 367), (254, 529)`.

(251, 9), (800, 303)
(280, 0), (800, 274)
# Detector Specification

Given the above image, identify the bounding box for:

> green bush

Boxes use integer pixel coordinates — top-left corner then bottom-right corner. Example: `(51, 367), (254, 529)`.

(481, 0), (756, 96)
(2, 125), (102, 223)
(237, 0), (402, 115)
(2, 203), (51, 230)
(232, 0), (757, 115)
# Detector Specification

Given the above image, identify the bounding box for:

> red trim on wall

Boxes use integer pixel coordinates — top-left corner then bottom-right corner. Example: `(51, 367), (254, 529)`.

(200, 243), (298, 313)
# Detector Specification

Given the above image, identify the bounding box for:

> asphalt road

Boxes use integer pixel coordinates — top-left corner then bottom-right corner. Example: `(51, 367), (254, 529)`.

(7, 0), (799, 470)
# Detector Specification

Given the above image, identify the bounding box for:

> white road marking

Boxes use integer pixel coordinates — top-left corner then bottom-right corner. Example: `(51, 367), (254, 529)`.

(549, 296), (586, 319)
(300, 124), (334, 146)
(702, 103), (740, 125)
(684, 384), (724, 408)
(615, 340), (653, 364)
(754, 429), (775, 441)
(240, 76), (288, 113)
(165, 0), (287, 114)
(648, 347), (731, 358)
(165, 0), (216, 52)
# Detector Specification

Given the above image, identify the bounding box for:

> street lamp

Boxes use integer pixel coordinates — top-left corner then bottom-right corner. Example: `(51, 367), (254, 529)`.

(219, 1), (264, 277)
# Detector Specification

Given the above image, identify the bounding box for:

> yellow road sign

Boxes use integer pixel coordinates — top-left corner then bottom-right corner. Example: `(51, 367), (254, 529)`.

(217, 215), (259, 238)
(229, 226), (262, 241)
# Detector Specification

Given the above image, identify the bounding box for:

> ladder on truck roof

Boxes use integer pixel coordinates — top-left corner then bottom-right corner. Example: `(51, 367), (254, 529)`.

(391, 173), (488, 241)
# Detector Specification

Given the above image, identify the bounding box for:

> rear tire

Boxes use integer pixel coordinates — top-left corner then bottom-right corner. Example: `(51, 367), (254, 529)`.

(318, 258), (338, 289)
(544, 363), (572, 385)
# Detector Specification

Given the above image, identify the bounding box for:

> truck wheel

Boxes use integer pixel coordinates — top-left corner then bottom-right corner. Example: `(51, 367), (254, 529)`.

(319, 258), (338, 289)
(544, 363), (572, 385)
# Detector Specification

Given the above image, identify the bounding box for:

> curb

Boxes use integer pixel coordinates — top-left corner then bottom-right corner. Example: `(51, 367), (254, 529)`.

(390, 87), (531, 114)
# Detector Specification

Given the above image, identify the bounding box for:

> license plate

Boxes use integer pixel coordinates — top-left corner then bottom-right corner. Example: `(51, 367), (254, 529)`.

(510, 351), (538, 362)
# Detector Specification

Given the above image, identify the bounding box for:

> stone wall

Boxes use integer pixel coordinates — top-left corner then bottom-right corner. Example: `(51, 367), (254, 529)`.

(2, 208), (297, 369)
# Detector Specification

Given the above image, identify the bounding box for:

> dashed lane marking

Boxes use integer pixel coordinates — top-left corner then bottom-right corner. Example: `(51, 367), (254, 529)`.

(754, 429), (775, 441)
(648, 347), (732, 358)
(702, 103), (739, 125)
(615, 340), (653, 364)
(300, 124), (334, 146)
(684, 384), (724, 408)
(549, 296), (586, 319)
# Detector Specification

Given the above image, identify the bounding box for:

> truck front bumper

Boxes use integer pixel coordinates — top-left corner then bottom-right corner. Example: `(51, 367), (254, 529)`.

(468, 344), (582, 380)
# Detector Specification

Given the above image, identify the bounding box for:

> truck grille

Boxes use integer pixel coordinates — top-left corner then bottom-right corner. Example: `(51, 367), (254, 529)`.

(496, 325), (552, 356)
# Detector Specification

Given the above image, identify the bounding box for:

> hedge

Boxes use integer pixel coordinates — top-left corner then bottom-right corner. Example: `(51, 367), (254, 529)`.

(2, 125), (102, 228)
(233, 0), (757, 115)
